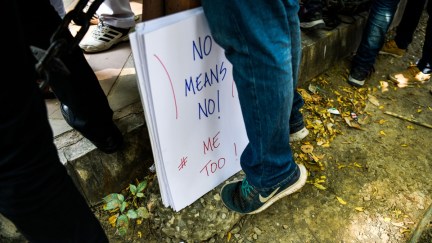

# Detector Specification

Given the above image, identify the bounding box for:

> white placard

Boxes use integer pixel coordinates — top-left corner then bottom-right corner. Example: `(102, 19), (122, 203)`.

(130, 7), (248, 211)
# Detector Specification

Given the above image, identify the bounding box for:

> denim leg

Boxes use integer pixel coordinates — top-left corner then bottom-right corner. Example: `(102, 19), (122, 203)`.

(202, 0), (302, 189)
(352, 0), (400, 72)
(394, 0), (427, 49)
(417, 1), (432, 74)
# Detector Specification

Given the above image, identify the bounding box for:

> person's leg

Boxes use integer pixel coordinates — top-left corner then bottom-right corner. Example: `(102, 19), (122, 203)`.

(80, 0), (135, 53)
(348, 0), (401, 86)
(202, 0), (307, 214)
(1, 1), (108, 242)
(19, 0), (124, 153)
(97, 0), (135, 29)
(394, 0), (427, 49)
(388, 1), (431, 85)
(417, 1), (432, 75)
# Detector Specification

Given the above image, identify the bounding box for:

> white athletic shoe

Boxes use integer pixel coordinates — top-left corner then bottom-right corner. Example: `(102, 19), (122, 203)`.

(79, 21), (132, 53)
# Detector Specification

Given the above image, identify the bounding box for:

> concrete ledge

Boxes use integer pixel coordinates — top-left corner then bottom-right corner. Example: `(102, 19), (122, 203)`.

(55, 102), (154, 205)
(299, 14), (368, 82)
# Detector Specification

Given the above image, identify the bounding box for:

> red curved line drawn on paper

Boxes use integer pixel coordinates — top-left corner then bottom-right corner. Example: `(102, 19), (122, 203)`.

(154, 54), (178, 119)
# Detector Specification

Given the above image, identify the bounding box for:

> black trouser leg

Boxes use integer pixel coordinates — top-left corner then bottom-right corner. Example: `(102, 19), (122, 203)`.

(17, 0), (123, 153)
(1, 2), (109, 241)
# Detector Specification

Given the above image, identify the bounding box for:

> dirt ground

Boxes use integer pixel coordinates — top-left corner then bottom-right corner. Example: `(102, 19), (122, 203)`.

(94, 11), (432, 243)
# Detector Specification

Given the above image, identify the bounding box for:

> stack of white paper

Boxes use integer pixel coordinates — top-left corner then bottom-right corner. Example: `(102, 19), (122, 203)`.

(129, 7), (248, 212)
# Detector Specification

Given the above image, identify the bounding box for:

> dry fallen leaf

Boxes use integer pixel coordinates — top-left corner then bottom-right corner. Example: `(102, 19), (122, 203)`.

(336, 196), (347, 205)
(355, 207), (364, 212)
(314, 183), (327, 190)
(109, 214), (118, 227)
(378, 119), (387, 124)
(367, 94), (380, 106)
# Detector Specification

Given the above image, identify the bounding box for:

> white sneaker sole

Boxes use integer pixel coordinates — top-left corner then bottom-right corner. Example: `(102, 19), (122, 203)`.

(348, 75), (365, 87)
(249, 164), (308, 215)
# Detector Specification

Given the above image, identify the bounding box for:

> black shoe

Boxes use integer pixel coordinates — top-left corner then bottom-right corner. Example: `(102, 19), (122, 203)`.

(300, 10), (325, 30)
(60, 104), (124, 154)
(348, 67), (374, 87)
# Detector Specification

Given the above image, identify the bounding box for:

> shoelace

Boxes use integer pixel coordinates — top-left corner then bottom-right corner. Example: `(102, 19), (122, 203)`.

(241, 179), (253, 198)
(92, 20), (107, 38)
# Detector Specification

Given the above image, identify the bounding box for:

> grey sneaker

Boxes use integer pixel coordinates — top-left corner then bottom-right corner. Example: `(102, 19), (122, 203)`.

(220, 164), (307, 214)
(79, 21), (132, 53)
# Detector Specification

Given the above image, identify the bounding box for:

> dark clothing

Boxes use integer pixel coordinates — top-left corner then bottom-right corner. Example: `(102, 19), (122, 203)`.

(1, 0), (109, 241)
(395, 0), (431, 74)
(351, 0), (401, 73)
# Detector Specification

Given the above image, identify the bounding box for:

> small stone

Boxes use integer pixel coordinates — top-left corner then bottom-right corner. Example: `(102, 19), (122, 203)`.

(253, 227), (262, 235)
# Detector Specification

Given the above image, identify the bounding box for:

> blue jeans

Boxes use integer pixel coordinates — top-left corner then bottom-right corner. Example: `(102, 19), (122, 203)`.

(352, 0), (401, 72)
(395, 0), (431, 74)
(202, 0), (305, 190)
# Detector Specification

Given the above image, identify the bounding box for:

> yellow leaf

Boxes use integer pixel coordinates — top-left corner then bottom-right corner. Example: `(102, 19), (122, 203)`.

(227, 232), (232, 242)
(108, 214), (118, 227)
(417, 109), (422, 113)
(378, 119), (387, 125)
(338, 165), (346, 169)
(137, 231), (142, 238)
(314, 183), (327, 190)
(336, 196), (347, 205)
(378, 105), (385, 109)
(355, 207), (364, 212)
(380, 131), (386, 136)
(384, 217), (391, 222)
(401, 144), (408, 147)
(353, 162), (362, 168)
(406, 125), (414, 130)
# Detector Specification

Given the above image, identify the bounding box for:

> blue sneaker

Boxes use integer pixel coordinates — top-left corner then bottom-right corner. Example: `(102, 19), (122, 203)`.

(220, 164), (307, 214)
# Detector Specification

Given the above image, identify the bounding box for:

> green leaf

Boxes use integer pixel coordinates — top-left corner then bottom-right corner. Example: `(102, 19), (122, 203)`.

(137, 180), (147, 193)
(129, 184), (137, 195)
(126, 209), (138, 219)
(103, 198), (121, 211)
(137, 207), (150, 219)
(103, 193), (120, 203)
(116, 214), (129, 236)
(120, 201), (128, 213)
(117, 194), (125, 201)
(136, 192), (144, 198)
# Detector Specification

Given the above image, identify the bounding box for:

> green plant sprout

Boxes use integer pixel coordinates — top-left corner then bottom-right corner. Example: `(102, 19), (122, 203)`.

(102, 179), (150, 236)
